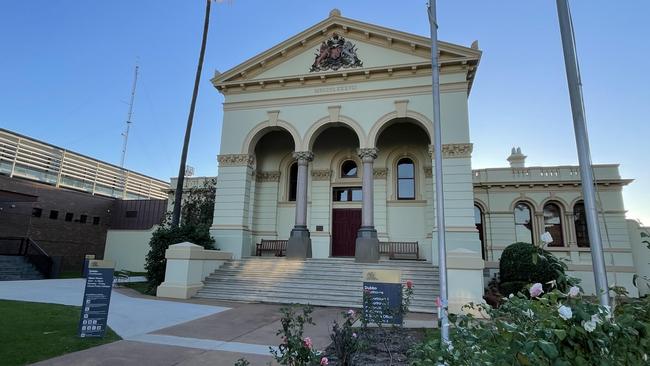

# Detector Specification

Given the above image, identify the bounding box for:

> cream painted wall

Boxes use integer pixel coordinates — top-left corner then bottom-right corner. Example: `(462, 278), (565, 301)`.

(104, 227), (157, 272)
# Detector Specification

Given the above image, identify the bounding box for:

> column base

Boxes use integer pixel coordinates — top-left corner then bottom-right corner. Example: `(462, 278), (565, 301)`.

(355, 226), (379, 263)
(287, 226), (312, 259)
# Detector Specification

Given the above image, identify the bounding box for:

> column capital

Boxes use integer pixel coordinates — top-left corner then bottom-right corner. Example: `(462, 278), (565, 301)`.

(292, 151), (314, 163)
(357, 148), (378, 162)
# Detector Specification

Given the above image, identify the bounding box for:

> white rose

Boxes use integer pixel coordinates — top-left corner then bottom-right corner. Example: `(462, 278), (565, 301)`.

(568, 286), (580, 298)
(582, 320), (597, 332)
(558, 305), (573, 320)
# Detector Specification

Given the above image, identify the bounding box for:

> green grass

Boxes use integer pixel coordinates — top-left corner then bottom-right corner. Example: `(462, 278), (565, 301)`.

(122, 281), (155, 295)
(57, 270), (82, 279)
(0, 300), (121, 366)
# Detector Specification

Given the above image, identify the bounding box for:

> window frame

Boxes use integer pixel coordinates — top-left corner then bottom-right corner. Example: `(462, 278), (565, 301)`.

(513, 201), (534, 244)
(543, 202), (565, 247)
(474, 204), (486, 260)
(340, 160), (358, 178)
(288, 162), (298, 202)
(573, 201), (590, 248)
(396, 157), (416, 200)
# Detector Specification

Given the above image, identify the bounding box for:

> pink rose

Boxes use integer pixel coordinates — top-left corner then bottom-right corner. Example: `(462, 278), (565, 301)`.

(352, 332), (357, 338)
(568, 286), (580, 298)
(303, 337), (313, 349)
(406, 280), (413, 289)
(320, 357), (329, 365)
(529, 283), (544, 298)
(347, 309), (355, 317)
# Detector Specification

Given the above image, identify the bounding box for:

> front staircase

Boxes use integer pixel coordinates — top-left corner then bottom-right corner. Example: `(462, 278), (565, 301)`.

(0, 255), (44, 281)
(195, 257), (439, 313)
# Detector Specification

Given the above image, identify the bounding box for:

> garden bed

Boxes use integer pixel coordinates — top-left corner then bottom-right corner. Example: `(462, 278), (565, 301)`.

(323, 328), (430, 366)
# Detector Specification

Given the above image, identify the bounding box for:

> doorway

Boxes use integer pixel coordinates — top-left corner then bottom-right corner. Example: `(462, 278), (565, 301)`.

(331, 208), (361, 257)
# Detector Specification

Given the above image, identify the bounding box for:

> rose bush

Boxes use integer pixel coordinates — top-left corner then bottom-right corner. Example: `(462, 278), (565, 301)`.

(410, 285), (650, 365)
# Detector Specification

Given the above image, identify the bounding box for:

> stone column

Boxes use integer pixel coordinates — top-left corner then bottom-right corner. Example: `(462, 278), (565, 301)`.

(355, 148), (380, 263)
(287, 151), (314, 258)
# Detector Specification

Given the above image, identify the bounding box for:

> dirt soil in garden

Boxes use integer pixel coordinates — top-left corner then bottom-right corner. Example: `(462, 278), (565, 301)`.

(323, 328), (428, 366)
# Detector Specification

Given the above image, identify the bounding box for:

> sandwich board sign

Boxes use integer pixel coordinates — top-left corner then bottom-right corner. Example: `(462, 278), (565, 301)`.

(78, 260), (114, 338)
(362, 269), (403, 325)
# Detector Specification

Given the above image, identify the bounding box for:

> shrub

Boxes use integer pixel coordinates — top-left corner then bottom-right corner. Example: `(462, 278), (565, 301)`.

(330, 310), (363, 365)
(271, 305), (325, 365)
(499, 242), (574, 295)
(410, 285), (650, 365)
(144, 224), (214, 291)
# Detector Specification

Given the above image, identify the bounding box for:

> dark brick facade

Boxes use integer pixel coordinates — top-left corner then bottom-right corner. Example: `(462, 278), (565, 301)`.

(0, 175), (166, 271)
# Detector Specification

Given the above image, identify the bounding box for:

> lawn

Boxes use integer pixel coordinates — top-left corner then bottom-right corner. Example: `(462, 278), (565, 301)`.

(0, 300), (121, 366)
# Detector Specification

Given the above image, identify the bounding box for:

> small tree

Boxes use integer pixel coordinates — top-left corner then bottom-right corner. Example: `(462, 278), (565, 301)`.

(144, 179), (216, 293)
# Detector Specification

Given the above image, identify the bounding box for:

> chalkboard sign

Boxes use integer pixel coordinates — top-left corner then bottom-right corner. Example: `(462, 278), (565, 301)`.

(362, 269), (403, 325)
(78, 260), (114, 338)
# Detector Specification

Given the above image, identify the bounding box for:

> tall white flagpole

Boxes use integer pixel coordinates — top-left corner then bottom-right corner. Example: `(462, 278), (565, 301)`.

(556, 0), (610, 307)
(427, 0), (450, 344)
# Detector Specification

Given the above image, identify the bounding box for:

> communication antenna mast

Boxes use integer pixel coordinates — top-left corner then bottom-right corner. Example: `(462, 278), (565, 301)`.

(120, 63), (139, 168)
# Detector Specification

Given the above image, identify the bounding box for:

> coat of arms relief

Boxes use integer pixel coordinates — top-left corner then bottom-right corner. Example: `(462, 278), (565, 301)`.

(310, 33), (363, 72)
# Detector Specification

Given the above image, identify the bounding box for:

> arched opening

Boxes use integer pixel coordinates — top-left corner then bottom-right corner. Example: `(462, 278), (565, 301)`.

(474, 204), (486, 260)
(251, 129), (296, 242)
(370, 116), (433, 148)
(377, 122), (430, 201)
(514, 202), (534, 244)
(543, 202), (564, 247)
(312, 125), (361, 257)
(574, 201), (590, 247)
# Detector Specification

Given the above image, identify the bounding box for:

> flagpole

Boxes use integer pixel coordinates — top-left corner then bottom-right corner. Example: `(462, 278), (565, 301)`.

(556, 0), (610, 307)
(427, 0), (450, 344)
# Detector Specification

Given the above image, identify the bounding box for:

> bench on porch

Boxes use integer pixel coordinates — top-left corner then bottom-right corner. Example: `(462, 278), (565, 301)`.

(255, 239), (287, 257)
(379, 241), (421, 260)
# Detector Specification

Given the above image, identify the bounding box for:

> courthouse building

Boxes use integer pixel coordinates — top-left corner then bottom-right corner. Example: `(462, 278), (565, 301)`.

(202, 10), (645, 308)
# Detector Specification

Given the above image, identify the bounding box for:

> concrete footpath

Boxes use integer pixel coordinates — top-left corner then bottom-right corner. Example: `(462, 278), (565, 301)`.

(0, 279), (435, 365)
(0, 279), (349, 365)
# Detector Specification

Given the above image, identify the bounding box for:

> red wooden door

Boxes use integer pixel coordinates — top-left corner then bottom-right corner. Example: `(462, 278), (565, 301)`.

(331, 209), (361, 257)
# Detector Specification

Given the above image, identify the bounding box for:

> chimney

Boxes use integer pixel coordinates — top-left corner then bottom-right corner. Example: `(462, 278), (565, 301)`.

(507, 147), (526, 168)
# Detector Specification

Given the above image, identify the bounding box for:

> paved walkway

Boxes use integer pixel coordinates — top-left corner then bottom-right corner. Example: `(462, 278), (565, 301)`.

(0, 279), (435, 365)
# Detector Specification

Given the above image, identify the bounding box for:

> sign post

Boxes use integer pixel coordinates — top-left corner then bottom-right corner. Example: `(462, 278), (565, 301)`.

(362, 269), (403, 325)
(78, 260), (115, 338)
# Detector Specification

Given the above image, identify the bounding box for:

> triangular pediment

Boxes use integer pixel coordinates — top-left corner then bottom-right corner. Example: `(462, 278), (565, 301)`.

(212, 10), (481, 92)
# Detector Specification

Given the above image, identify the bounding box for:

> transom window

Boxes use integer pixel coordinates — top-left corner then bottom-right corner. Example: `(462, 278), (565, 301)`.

(341, 160), (358, 178)
(544, 202), (564, 247)
(397, 158), (415, 200)
(288, 162), (298, 202)
(514, 202), (533, 244)
(333, 187), (362, 202)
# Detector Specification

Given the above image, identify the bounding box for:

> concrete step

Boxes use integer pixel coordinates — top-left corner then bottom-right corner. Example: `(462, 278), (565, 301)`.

(195, 257), (439, 313)
(0, 255), (44, 281)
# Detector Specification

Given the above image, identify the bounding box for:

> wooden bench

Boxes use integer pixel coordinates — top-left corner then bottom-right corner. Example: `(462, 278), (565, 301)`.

(255, 239), (287, 257)
(379, 241), (420, 260)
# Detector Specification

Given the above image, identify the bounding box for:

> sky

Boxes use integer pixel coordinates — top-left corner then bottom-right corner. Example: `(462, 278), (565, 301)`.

(1, 1), (649, 224)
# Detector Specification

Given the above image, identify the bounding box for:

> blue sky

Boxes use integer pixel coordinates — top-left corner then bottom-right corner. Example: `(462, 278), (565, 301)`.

(1, 1), (649, 224)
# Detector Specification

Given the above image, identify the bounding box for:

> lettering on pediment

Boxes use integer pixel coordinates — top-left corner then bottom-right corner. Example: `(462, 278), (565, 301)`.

(310, 33), (363, 72)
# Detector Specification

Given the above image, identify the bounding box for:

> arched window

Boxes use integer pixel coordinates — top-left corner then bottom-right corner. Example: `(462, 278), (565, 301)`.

(341, 160), (358, 178)
(514, 202), (534, 244)
(544, 202), (564, 247)
(288, 162), (298, 202)
(397, 158), (415, 200)
(574, 201), (590, 247)
(474, 205), (486, 260)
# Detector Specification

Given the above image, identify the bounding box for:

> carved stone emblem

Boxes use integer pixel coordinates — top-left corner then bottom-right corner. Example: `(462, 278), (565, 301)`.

(310, 33), (363, 72)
